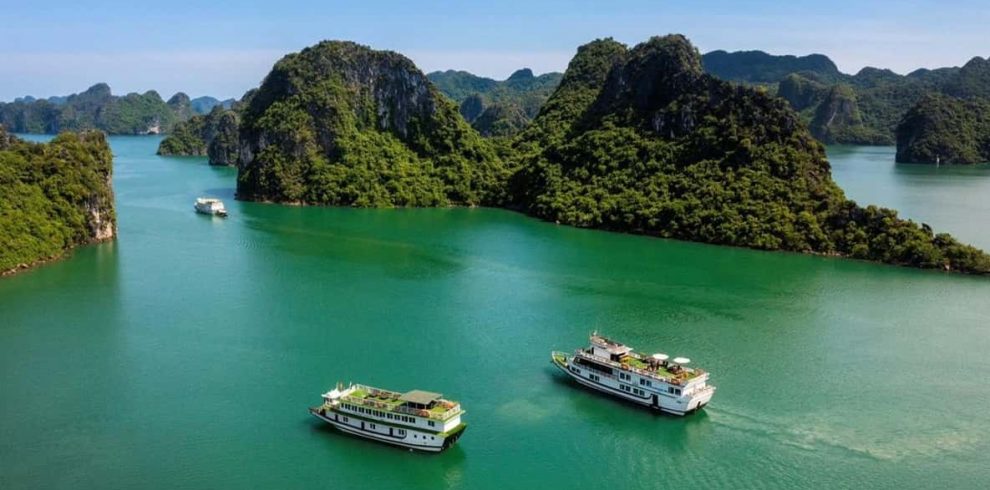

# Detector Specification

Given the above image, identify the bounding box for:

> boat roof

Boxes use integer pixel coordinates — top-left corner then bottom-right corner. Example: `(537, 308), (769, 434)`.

(399, 390), (442, 405)
(591, 333), (632, 355)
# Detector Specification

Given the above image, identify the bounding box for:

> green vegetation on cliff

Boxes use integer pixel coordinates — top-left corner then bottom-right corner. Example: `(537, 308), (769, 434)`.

(236, 41), (507, 207)
(809, 85), (888, 144)
(896, 93), (990, 164)
(158, 106), (242, 165)
(428, 68), (563, 137)
(508, 36), (990, 273)
(702, 50), (842, 84)
(0, 127), (116, 273)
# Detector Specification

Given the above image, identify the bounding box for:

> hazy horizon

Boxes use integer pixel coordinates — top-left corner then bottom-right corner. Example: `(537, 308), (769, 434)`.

(2, 0), (988, 101)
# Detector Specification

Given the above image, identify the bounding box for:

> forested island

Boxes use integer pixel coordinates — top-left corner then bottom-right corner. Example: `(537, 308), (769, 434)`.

(0, 84), (232, 135)
(896, 93), (990, 164)
(171, 36), (986, 274)
(0, 127), (116, 274)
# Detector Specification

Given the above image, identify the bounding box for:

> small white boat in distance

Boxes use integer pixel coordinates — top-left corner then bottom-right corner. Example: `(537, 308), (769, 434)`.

(194, 198), (227, 217)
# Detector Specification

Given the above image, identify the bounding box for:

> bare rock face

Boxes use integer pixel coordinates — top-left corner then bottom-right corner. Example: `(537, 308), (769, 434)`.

(206, 110), (240, 166)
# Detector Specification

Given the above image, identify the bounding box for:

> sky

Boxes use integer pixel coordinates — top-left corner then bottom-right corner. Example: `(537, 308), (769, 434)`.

(1, 0), (988, 101)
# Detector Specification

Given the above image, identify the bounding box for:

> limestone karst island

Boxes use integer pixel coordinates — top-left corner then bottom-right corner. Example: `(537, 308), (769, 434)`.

(2, 2), (990, 489)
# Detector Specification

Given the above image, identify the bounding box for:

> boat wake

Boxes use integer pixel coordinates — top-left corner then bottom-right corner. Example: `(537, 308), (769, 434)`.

(705, 406), (984, 462)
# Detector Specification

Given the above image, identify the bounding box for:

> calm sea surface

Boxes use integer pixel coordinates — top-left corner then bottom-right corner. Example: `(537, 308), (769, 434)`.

(2, 137), (989, 489)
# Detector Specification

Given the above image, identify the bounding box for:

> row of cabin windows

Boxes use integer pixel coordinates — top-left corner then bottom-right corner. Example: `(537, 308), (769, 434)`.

(668, 387), (682, 396)
(619, 372), (654, 388)
(620, 385), (646, 396)
(343, 404), (419, 424)
(589, 374), (601, 382)
(575, 357), (614, 376)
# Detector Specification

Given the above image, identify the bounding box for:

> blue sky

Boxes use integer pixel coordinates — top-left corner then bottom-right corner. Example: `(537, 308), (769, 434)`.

(1, 0), (987, 101)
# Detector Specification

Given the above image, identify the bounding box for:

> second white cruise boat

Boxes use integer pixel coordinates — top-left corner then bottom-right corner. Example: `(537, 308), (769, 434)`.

(309, 382), (466, 452)
(552, 333), (715, 415)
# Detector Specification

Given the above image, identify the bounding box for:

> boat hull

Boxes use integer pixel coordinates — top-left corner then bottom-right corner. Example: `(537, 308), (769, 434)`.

(551, 352), (713, 416)
(309, 408), (465, 452)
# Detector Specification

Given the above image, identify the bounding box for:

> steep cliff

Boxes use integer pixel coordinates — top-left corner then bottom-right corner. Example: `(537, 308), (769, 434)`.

(157, 106), (241, 165)
(896, 93), (990, 164)
(470, 102), (530, 137)
(777, 73), (827, 112)
(808, 85), (887, 144)
(509, 35), (990, 273)
(0, 127), (116, 274)
(235, 40), (506, 206)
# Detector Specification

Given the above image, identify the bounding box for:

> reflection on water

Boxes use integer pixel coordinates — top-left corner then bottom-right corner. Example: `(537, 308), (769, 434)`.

(829, 145), (990, 249)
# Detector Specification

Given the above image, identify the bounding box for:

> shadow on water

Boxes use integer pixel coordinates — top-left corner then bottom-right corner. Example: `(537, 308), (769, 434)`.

(202, 187), (237, 201)
(235, 205), (471, 280)
(544, 366), (715, 455)
(305, 416), (468, 488)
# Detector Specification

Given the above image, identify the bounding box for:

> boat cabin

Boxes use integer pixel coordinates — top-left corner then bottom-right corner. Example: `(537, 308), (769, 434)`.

(590, 334), (632, 361)
(399, 390), (442, 411)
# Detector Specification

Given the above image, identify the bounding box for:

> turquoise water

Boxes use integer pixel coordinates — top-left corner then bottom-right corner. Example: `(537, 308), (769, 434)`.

(1, 137), (989, 489)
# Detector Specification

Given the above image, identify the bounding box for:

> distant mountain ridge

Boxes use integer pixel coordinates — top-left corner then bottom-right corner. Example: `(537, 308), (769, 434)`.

(0, 85), (233, 135)
(702, 50), (842, 83)
(700, 49), (990, 147)
(427, 68), (563, 137)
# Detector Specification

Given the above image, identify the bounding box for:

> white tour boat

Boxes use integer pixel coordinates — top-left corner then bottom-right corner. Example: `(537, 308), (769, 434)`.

(194, 197), (228, 217)
(310, 382), (467, 452)
(552, 333), (715, 415)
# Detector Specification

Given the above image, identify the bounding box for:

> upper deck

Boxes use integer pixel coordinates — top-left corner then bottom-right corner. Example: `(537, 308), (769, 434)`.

(580, 334), (706, 384)
(336, 384), (463, 421)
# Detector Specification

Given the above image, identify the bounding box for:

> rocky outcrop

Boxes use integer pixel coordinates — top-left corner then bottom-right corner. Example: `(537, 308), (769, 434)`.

(896, 93), (990, 164)
(808, 85), (888, 145)
(235, 40), (505, 207)
(471, 102), (529, 137)
(0, 127), (115, 274)
(167, 92), (194, 121)
(157, 106), (241, 165)
(459, 94), (485, 122)
(777, 73), (827, 112)
(206, 110), (240, 166)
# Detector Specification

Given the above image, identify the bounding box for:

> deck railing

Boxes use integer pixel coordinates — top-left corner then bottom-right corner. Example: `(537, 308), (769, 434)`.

(575, 350), (704, 385)
(338, 393), (461, 421)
